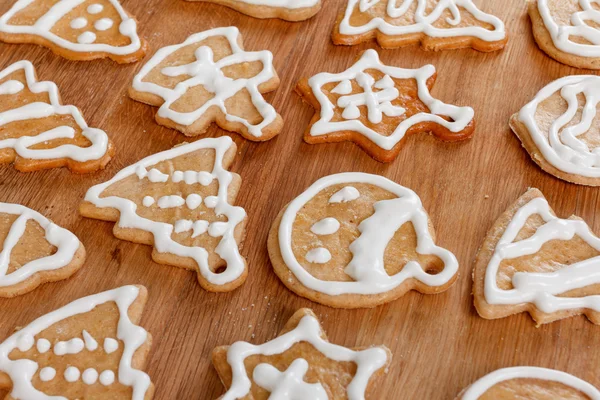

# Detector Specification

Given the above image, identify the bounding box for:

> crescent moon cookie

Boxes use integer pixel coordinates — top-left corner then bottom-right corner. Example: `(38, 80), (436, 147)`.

(185, 0), (322, 21)
(474, 188), (600, 326)
(130, 27), (282, 142)
(80, 136), (248, 292)
(0, 0), (147, 63)
(457, 366), (600, 399)
(333, 0), (507, 51)
(0, 285), (154, 399)
(268, 172), (459, 309)
(528, 0), (600, 69)
(0, 202), (85, 298)
(0, 60), (113, 173)
(212, 308), (391, 399)
(295, 49), (475, 163)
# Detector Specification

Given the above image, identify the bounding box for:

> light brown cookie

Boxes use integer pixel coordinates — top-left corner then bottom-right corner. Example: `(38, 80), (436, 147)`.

(213, 308), (392, 399)
(0, 60), (114, 173)
(456, 366), (600, 399)
(268, 172), (459, 308)
(0, 0), (147, 63)
(185, 0), (322, 21)
(333, 0), (507, 51)
(510, 74), (600, 187)
(80, 136), (248, 293)
(0, 285), (154, 399)
(0, 202), (85, 298)
(528, 0), (600, 70)
(473, 188), (600, 326)
(129, 27), (282, 142)
(295, 49), (475, 163)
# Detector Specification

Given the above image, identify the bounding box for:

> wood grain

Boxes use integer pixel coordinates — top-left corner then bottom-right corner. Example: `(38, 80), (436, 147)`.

(0, 1), (599, 399)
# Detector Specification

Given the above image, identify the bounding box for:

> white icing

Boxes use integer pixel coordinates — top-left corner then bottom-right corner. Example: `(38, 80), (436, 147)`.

(82, 330), (98, 351)
(132, 27), (278, 138)
(305, 248), (331, 264)
(518, 75), (600, 179)
(174, 219), (194, 234)
(36, 339), (50, 354)
(94, 18), (113, 31)
(279, 173), (458, 295)
(253, 359), (328, 400)
(329, 186), (360, 203)
(222, 314), (388, 400)
(104, 338), (118, 354)
(483, 195), (600, 313)
(208, 222), (229, 238)
(308, 50), (474, 150)
(16, 335), (33, 352)
(69, 17), (87, 29)
(136, 167), (169, 183)
(310, 218), (340, 235)
(186, 194), (202, 210)
(339, 0), (505, 42)
(82, 368), (98, 385)
(0, 286), (151, 399)
(142, 196), (155, 207)
(0, 0), (141, 56)
(222, 0), (319, 9)
(157, 195), (185, 209)
(0, 79), (25, 95)
(64, 366), (80, 382)
(0, 61), (109, 162)
(0, 202), (80, 288)
(192, 221), (209, 238)
(461, 366), (600, 400)
(331, 79), (352, 95)
(100, 370), (115, 386)
(39, 367), (56, 382)
(53, 338), (84, 356)
(204, 196), (218, 208)
(83, 137), (247, 287)
(77, 31), (96, 44)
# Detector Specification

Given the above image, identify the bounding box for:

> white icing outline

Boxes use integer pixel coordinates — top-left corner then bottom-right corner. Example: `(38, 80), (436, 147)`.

(0, 0), (142, 56)
(132, 26), (278, 138)
(518, 75), (600, 179)
(83, 136), (247, 287)
(278, 172), (458, 295)
(0, 60), (109, 162)
(307, 49), (474, 151)
(0, 285), (151, 400)
(0, 202), (80, 288)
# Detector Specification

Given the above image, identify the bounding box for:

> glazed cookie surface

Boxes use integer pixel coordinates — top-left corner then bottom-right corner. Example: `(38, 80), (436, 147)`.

(185, 0), (322, 21)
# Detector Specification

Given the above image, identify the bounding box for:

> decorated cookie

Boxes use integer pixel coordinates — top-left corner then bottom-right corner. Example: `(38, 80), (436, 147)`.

(80, 136), (248, 292)
(130, 27), (282, 142)
(0, 285), (154, 399)
(510, 75), (600, 186)
(528, 0), (600, 69)
(0, 202), (85, 298)
(474, 188), (600, 325)
(268, 172), (459, 308)
(0, 60), (113, 173)
(296, 49), (475, 163)
(333, 0), (507, 51)
(213, 308), (391, 399)
(457, 366), (600, 399)
(186, 0), (322, 21)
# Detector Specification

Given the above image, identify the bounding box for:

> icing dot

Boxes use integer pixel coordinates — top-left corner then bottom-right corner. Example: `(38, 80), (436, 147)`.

(36, 338), (51, 354)
(87, 4), (104, 14)
(94, 18), (113, 31)
(186, 194), (202, 210)
(82, 330), (98, 351)
(197, 171), (213, 186)
(54, 338), (84, 356)
(174, 219), (193, 234)
(305, 248), (331, 264)
(16, 334), (34, 352)
(77, 31), (96, 44)
(0, 80), (24, 95)
(208, 222), (228, 237)
(157, 195), (185, 209)
(82, 368), (99, 385)
(104, 338), (118, 354)
(99, 370), (115, 386)
(329, 186), (360, 203)
(142, 196), (155, 207)
(39, 367), (56, 382)
(70, 17), (87, 29)
(331, 79), (352, 95)
(64, 366), (80, 382)
(204, 196), (218, 208)
(311, 218), (340, 235)
(192, 220), (209, 238)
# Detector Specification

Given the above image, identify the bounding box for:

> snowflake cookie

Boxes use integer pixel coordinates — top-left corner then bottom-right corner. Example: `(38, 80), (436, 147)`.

(186, 0), (322, 21)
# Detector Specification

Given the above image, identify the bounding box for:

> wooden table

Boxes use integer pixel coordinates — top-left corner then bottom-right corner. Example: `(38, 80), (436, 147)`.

(1, 0), (599, 398)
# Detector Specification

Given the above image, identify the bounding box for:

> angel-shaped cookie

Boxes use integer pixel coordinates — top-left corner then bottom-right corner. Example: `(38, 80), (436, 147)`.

(185, 0), (322, 21)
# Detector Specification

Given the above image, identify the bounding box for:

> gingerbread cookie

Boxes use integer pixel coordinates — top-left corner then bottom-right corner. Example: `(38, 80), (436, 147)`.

(333, 0), (507, 51)
(213, 308), (391, 399)
(268, 172), (459, 308)
(0, 0), (146, 63)
(457, 366), (600, 399)
(296, 49), (475, 162)
(528, 0), (600, 69)
(511, 75), (600, 186)
(186, 0), (322, 21)
(0, 285), (154, 399)
(0, 202), (85, 298)
(474, 188), (600, 325)
(0, 60), (113, 173)
(80, 136), (248, 292)
(130, 27), (282, 142)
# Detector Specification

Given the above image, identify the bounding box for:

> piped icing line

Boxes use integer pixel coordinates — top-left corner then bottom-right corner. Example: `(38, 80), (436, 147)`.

(83, 136), (247, 286)
(0, 285), (151, 400)
(0, 0), (142, 56)
(483, 196), (600, 313)
(461, 366), (600, 400)
(308, 49), (474, 151)
(338, 0), (505, 41)
(537, 0), (600, 58)
(222, 313), (389, 400)
(224, 0), (319, 8)
(0, 202), (80, 288)
(132, 27), (277, 138)
(279, 172), (458, 295)
(518, 75), (600, 178)
(0, 60), (109, 161)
